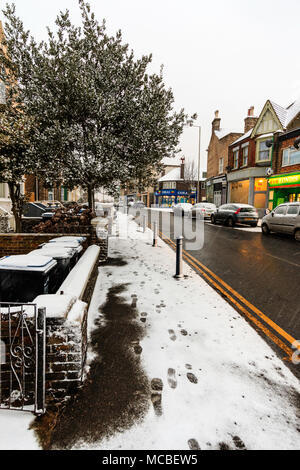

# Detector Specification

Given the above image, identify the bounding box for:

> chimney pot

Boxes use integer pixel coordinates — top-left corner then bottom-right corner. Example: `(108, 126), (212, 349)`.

(215, 110), (219, 118)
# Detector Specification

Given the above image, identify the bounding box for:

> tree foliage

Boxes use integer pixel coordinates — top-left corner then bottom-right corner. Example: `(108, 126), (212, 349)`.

(0, 0), (194, 216)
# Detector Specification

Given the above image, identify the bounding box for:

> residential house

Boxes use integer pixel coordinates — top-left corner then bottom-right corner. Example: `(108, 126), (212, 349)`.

(206, 110), (243, 206)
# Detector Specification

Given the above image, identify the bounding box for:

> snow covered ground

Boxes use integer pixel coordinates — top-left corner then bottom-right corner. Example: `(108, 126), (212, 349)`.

(0, 411), (39, 450)
(85, 212), (300, 450)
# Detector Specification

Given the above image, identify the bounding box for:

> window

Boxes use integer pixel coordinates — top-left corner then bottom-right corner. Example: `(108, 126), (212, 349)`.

(257, 139), (271, 162)
(219, 157), (224, 174)
(242, 145), (248, 166)
(274, 205), (287, 215)
(48, 189), (54, 201)
(162, 182), (176, 189)
(287, 205), (299, 215)
(282, 147), (300, 167)
(233, 149), (239, 169)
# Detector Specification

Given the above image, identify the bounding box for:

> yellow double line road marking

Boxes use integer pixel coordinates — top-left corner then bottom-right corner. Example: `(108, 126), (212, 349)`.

(159, 231), (296, 360)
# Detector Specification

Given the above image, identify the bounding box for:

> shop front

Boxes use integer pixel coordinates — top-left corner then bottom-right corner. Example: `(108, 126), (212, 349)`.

(227, 168), (269, 217)
(268, 172), (300, 209)
(206, 176), (227, 206)
(155, 189), (196, 207)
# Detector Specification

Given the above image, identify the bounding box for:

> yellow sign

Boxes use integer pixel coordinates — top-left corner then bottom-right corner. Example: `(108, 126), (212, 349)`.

(269, 173), (300, 187)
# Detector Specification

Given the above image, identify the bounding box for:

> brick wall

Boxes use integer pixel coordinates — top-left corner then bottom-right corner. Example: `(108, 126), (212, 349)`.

(207, 132), (243, 179)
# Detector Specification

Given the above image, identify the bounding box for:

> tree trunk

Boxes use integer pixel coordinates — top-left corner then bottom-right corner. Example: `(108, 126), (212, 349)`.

(87, 186), (95, 211)
(8, 182), (22, 233)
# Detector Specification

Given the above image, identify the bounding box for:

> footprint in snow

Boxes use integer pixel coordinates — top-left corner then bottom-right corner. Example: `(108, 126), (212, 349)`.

(185, 364), (192, 370)
(188, 439), (201, 450)
(168, 329), (177, 341)
(167, 368), (177, 389)
(151, 378), (163, 391)
(151, 393), (163, 417)
(232, 435), (246, 450)
(187, 372), (198, 384)
(180, 329), (188, 336)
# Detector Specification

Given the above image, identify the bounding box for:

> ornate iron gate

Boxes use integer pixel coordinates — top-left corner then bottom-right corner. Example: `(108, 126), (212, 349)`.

(0, 303), (46, 415)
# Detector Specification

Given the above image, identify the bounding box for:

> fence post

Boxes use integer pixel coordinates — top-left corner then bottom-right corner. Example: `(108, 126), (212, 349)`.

(142, 215), (146, 233)
(174, 236), (183, 278)
(153, 221), (158, 247)
(35, 307), (46, 415)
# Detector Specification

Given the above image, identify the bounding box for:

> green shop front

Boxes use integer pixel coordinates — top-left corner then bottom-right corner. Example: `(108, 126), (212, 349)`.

(268, 172), (300, 209)
(155, 189), (196, 207)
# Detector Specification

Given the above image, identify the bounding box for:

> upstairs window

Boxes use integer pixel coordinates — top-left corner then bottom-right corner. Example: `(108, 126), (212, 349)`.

(219, 157), (224, 174)
(233, 149), (239, 169)
(257, 139), (271, 162)
(242, 145), (248, 166)
(282, 147), (300, 167)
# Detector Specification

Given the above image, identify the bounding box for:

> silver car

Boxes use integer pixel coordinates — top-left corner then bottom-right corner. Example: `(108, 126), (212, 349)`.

(261, 202), (300, 241)
(191, 202), (216, 219)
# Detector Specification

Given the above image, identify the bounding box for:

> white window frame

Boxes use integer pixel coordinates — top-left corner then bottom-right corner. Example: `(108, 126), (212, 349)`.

(241, 143), (249, 167)
(219, 157), (224, 174)
(233, 148), (239, 169)
(282, 147), (300, 167)
(256, 138), (271, 163)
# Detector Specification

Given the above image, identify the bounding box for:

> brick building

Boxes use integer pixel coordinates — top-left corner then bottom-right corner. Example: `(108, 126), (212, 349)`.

(227, 99), (300, 214)
(155, 158), (206, 207)
(206, 111), (243, 206)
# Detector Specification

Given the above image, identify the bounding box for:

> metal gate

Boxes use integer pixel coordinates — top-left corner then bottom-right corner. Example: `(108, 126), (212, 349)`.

(0, 303), (46, 415)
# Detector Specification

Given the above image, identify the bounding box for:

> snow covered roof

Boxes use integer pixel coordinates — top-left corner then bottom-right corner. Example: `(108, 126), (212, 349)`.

(159, 167), (182, 182)
(231, 128), (253, 145)
(270, 98), (300, 128)
(215, 128), (238, 140)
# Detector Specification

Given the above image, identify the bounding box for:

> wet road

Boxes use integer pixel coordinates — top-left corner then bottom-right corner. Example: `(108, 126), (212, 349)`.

(144, 209), (300, 376)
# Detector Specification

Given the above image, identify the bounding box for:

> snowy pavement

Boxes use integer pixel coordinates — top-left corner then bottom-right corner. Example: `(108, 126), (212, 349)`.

(0, 410), (39, 450)
(82, 213), (300, 450)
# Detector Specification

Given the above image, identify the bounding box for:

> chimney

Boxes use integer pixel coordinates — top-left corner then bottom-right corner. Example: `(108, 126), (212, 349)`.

(244, 106), (258, 133)
(212, 110), (221, 131)
(180, 156), (185, 179)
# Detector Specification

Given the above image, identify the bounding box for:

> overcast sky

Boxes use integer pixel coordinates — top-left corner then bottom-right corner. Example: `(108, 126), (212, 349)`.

(2, 0), (300, 173)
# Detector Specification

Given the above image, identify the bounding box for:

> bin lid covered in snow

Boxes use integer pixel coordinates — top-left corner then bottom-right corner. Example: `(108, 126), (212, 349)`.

(42, 242), (83, 254)
(0, 254), (57, 272)
(49, 236), (86, 244)
(29, 249), (72, 260)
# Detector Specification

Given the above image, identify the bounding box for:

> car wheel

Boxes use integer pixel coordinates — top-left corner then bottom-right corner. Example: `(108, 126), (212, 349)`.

(261, 223), (270, 235)
(295, 229), (300, 242)
(227, 217), (235, 227)
(211, 215), (216, 224)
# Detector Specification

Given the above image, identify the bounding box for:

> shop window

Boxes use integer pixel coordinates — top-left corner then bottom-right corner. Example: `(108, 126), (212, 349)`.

(254, 178), (267, 192)
(254, 193), (266, 209)
(256, 139), (271, 162)
(282, 147), (300, 167)
(230, 180), (249, 204)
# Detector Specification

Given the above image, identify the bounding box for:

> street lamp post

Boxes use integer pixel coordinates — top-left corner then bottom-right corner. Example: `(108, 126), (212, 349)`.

(186, 121), (201, 203)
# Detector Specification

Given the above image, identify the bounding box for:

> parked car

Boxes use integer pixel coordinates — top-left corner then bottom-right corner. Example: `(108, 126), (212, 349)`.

(261, 202), (300, 241)
(211, 203), (258, 227)
(191, 202), (216, 219)
(172, 203), (192, 216)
